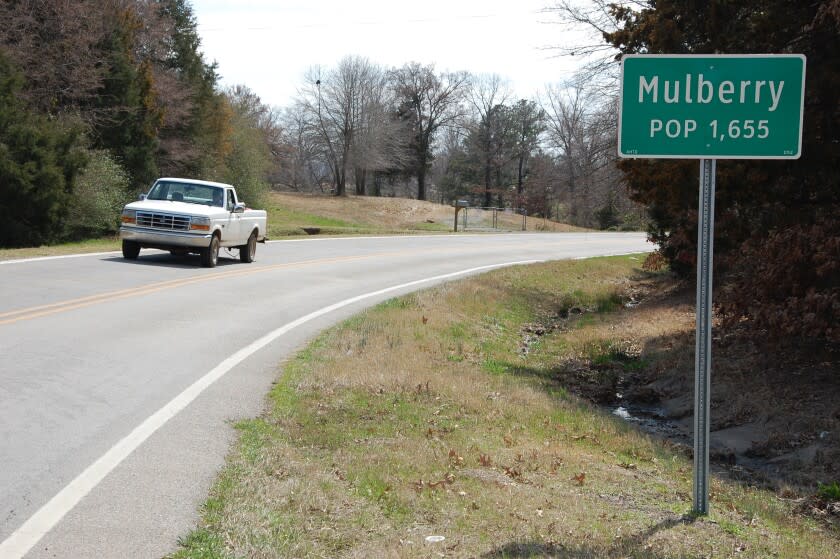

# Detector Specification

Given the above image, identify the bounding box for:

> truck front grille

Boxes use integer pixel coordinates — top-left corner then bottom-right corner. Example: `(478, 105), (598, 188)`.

(135, 211), (191, 231)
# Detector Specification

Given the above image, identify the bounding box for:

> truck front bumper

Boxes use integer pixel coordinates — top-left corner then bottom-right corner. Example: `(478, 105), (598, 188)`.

(120, 226), (212, 249)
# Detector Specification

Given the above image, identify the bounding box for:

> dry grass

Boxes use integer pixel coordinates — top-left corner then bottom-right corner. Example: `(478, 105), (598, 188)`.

(265, 192), (586, 237)
(170, 255), (838, 559)
(0, 236), (121, 260)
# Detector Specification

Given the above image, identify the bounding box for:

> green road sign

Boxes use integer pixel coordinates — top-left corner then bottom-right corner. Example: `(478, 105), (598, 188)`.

(618, 54), (806, 159)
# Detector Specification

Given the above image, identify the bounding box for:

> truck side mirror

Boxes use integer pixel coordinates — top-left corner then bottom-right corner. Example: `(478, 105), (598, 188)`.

(233, 203), (246, 214)
(138, 193), (147, 201)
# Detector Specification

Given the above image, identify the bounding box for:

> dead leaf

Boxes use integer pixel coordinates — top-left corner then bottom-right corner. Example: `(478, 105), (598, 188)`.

(479, 454), (493, 467)
(422, 315), (429, 324)
(504, 466), (522, 479)
(572, 472), (586, 486)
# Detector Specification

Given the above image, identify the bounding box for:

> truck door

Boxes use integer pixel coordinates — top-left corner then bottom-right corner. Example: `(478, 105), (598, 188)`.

(224, 188), (242, 242)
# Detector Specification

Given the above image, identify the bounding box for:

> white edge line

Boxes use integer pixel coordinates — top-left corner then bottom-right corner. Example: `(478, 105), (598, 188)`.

(0, 259), (541, 558)
(0, 252), (121, 265)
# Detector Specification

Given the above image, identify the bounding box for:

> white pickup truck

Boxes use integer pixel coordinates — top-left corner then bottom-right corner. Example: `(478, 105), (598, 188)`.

(119, 178), (267, 267)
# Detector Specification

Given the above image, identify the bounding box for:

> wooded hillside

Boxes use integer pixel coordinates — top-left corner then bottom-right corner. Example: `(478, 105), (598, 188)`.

(0, 0), (276, 246)
(0, 0), (645, 252)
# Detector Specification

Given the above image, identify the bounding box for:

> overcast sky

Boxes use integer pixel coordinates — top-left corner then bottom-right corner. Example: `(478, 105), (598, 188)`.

(189, 0), (592, 108)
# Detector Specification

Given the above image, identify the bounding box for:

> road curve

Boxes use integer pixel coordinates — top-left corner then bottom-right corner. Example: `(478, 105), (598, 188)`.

(0, 232), (650, 558)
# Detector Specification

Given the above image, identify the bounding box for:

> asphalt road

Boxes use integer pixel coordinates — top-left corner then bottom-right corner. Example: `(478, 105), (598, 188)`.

(0, 232), (650, 558)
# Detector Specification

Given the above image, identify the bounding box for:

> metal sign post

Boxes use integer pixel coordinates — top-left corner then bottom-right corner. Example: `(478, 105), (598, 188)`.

(693, 159), (716, 514)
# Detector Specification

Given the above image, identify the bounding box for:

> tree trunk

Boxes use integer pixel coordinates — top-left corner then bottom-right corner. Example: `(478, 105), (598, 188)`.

(417, 161), (427, 201)
(334, 162), (345, 196)
(483, 160), (492, 207)
(567, 169), (576, 219)
(355, 168), (366, 195)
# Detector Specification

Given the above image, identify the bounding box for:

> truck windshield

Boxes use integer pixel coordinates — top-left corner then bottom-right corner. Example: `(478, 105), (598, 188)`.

(146, 182), (224, 207)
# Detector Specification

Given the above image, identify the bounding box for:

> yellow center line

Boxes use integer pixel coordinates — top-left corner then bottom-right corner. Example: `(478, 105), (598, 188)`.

(0, 252), (396, 326)
(0, 240), (544, 327)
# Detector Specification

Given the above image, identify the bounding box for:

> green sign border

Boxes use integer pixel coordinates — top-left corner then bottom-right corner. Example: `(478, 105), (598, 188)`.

(618, 54), (806, 160)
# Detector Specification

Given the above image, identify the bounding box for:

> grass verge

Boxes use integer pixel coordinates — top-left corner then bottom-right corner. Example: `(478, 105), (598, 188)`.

(0, 236), (121, 261)
(168, 255), (838, 558)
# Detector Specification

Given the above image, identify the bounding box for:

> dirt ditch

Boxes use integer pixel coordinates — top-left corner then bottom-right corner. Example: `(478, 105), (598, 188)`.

(532, 273), (840, 518)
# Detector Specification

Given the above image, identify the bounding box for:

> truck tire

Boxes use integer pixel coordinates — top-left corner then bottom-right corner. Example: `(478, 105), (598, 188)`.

(201, 235), (219, 268)
(239, 231), (257, 263)
(122, 240), (140, 260)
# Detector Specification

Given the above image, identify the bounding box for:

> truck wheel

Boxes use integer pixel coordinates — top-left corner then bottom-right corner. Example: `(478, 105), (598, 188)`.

(239, 231), (257, 263)
(122, 240), (140, 260)
(201, 235), (219, 268)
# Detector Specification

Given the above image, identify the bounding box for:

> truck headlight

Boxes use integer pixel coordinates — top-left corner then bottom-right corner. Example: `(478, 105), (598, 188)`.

(190, 217), (211, 231)
(121, 209), (136, 224)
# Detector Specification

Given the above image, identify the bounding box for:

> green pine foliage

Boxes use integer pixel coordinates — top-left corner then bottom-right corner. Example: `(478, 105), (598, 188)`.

(0, 53), (86, 247)
(92, 7), (161, 192)
(157, 0), (233, 179)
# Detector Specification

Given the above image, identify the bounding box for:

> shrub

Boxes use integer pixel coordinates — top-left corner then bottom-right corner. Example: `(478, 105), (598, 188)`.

(63, 149), (131, 240)
(641, 251), (668, 272)
(719, 213), (840, 343)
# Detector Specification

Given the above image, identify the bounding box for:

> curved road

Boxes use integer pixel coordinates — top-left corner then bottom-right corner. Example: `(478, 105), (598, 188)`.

(0, 232), (650, 558)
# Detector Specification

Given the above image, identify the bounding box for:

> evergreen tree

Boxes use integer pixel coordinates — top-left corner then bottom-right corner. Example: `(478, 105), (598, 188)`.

(156, 0), (231, 179)
(0, 52), (86, 247)
(93, 6), (162, 191)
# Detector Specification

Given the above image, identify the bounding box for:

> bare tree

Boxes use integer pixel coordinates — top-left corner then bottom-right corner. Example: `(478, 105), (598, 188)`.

(349, 67), (411, 196)
(542, 1), (646, 87)
(543, 81), (631, 227)
(278, 102), (330, 191)
(543, 82), (589, 220)
(390, 63), (468, 200)
(0, 0), (108, 113)
(297, 57), (384, 196)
